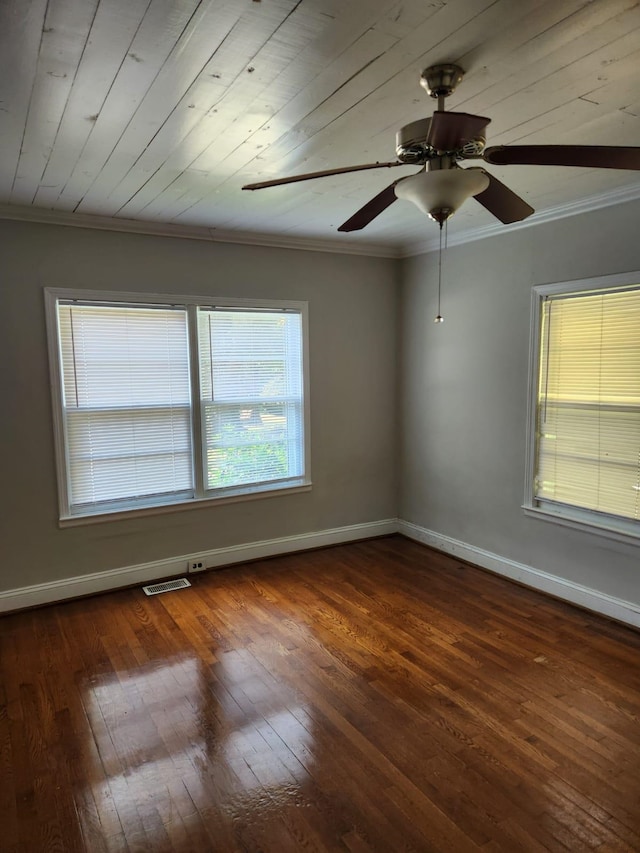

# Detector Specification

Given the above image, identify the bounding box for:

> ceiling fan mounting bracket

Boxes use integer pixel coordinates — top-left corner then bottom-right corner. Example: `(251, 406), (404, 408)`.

(420, 64), (465, 100)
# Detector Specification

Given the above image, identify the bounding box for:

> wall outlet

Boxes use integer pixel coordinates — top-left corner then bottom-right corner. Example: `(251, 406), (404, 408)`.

(187, 557), (207, 573)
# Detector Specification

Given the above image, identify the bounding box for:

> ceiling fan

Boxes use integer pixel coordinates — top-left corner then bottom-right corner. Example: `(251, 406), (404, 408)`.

(242, 63), (640, 232)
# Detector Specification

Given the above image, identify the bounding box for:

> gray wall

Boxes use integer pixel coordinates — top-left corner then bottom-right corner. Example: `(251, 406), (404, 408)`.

(399, 198), (640, 605)
(2, 200), (638, 608)
(0, 220), (399, 590)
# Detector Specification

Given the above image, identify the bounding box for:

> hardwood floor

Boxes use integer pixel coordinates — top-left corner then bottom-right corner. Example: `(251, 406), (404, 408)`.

(1, 535), (639, 852)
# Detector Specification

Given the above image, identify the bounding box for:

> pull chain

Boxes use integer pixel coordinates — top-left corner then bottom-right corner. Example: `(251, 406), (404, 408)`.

(434, 219), (444, 323)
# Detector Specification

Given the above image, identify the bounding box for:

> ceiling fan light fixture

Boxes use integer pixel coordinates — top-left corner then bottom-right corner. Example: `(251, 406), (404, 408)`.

(394, 169), (490, 222)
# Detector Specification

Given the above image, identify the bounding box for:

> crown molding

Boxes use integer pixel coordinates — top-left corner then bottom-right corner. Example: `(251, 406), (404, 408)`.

(3, 179), (640, 261)
(401, 181), (640, 258)
(0, 204), (401, 259)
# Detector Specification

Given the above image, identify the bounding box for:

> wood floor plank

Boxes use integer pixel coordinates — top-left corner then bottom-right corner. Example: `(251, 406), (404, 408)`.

(1, 535), (639, 851)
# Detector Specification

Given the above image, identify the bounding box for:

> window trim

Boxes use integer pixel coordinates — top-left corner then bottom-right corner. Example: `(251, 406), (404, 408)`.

(523, 270), (640, 545)
(45, 288), (312, 526)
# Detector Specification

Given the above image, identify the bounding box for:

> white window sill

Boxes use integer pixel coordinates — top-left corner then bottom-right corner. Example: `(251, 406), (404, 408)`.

(59, 481), (312, 528)
(522, 502), (640, 546)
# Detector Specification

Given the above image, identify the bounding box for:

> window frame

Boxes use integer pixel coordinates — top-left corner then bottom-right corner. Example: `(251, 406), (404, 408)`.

(45, 288), (311, 526)
(523, 270), (640, 545)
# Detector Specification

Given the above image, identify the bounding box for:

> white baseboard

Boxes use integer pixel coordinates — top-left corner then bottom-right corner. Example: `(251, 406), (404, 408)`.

(398, 520), (640, 629)
(0, 519), (398, 613)
(3, 517), (638, 629)
(193, 518), (398, 570)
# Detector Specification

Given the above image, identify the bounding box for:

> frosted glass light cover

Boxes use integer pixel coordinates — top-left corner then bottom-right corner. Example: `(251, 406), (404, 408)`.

(395, 169), (490, 218)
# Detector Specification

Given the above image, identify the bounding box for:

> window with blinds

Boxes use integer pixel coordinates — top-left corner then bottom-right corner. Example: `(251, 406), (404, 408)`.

(57, 304), (193, 514)
(47, 291), (309, 521)
(531, 279), (640, 533)
(197, 309), (304, 491)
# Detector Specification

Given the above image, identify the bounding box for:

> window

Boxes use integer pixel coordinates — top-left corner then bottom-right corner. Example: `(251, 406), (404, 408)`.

(525, 272), (640, 541)
(45, 289), (310, 523)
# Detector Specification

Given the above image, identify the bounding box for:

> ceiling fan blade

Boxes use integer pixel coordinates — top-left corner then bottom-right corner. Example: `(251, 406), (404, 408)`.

(337, 181), (404, 232)
(472, 169), (535, 224)
(242, 161), (406, 190)
(484, 145), (640, 170)
(427, 111), (491, 152)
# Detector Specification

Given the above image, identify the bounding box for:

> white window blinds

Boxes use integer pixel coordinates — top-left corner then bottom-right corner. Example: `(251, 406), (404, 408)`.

(49, 292), (309, 521)
(197, 308), (304, 490)
(57, 303), (193, 514)
(535, 287), (640, 521)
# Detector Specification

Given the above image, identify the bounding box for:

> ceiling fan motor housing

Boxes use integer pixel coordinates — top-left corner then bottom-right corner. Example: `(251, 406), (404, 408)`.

(396, 118), (432, 163)
(396, 118), (486, 163)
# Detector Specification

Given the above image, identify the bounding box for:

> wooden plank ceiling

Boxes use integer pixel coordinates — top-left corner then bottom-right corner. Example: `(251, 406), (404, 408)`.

(1, 0), (640, 252)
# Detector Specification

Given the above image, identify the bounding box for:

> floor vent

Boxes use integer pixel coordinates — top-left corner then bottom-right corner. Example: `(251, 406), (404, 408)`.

(142, 578), (191, 596)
